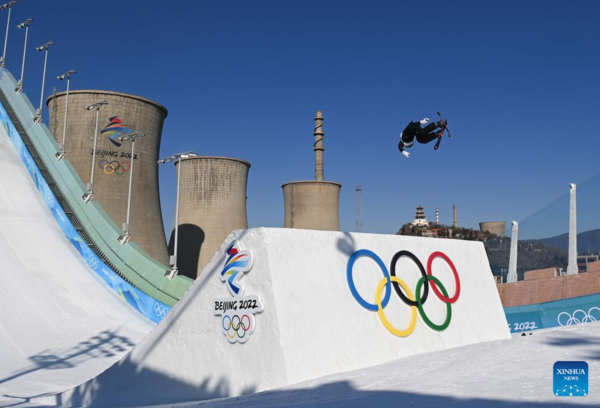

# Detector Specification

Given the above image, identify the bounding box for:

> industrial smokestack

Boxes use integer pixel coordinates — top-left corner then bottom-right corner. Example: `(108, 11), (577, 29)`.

(453, 204), (458, 228)
(314, 110), (324, 181)
(282, 110), (341, 231)
(435, 208), (439, 225)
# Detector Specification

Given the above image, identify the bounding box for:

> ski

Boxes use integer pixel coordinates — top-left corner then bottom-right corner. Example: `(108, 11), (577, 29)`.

(434, 111), (451, 151)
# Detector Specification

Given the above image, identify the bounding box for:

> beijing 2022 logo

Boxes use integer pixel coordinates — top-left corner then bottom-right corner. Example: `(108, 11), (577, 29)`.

(213, 240), (264, 344)
(101, 116), (131, 147)
(346, 249), (460, 337)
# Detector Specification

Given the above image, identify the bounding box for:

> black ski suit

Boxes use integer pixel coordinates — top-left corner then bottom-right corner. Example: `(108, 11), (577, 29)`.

(398, 121), (444, 152)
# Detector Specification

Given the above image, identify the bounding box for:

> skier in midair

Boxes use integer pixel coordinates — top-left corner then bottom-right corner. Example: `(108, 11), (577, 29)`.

(398, 117), (446, 158)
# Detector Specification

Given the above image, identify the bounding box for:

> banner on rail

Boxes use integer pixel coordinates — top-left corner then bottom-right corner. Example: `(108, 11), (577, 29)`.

(0, 101), (171, 324)
(505, 293), (600, 333)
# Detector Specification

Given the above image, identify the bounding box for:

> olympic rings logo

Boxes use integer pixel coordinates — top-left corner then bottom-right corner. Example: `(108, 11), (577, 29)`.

(347, 249), (461, 337)
(154, 303), (168, 319)
(222, 313), (253, 341)
(88, 254), (99, 270)
(558, 307), (600, 326)
(98, 159), (130, 176)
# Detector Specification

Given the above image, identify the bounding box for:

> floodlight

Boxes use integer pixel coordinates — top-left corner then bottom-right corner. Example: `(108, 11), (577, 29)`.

(84, 100), (108, 111)
(35, 40), (53, 51)
(16, 17), (31, 29)
(57, 69), (76, 80)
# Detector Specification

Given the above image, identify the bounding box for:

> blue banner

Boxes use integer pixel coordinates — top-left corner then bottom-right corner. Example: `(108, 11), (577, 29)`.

(0, 101), (171, 324)
(505, 293), (600, 333)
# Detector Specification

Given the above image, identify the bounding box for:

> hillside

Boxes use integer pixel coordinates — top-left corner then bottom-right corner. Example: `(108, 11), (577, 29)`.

(525, 228), (600, 253)
(396, 223), (569, 280)
(485, 236), (567, 280)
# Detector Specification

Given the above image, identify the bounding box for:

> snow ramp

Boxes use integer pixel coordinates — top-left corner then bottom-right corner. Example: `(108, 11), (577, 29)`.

(51, 228), (510, 407)
(0, 110), (155, 404)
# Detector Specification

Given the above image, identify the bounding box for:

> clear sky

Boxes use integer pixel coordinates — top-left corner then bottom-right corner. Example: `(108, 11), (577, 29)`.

(8, 0), (600, 236)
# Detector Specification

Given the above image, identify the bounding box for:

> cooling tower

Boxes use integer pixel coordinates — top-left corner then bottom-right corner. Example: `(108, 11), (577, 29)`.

(479, 221), (507, 237)
(282, 181), (341, 230)
(282, 110), (341, 231)
(46, 90), (169, 264)
(173, 156), (250, 278)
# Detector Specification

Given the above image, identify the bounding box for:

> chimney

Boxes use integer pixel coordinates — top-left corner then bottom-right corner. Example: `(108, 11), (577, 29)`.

(453, 204), (458, 228)
(314, 110), (324, 181)
(435, 208), (439, 225)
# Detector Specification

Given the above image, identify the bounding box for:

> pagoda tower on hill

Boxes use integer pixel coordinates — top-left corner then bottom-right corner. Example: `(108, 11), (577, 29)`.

(412, 205), (429, 227)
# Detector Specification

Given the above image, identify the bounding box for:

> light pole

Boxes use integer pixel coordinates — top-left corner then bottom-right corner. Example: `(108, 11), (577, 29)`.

(82, 100), (108, 203)
(0, 1), (17, 68)
(117, 131), (145, 245)
(55, 69), (75, 160)
(33, 40), (54, 124)
(14, 17), (31, 93)
(158, 151), (197, 279)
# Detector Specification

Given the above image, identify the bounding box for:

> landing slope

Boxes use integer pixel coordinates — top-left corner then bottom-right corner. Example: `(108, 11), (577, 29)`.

(180, 321), (600, 407)
(0, 115), (154, 403)
(55, 228), (510, 407)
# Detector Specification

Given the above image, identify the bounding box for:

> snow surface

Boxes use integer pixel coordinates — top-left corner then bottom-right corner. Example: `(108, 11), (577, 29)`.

(0, 114), (154, 404)
(155, 321), (600, 408)
(49, 228), (509, 407)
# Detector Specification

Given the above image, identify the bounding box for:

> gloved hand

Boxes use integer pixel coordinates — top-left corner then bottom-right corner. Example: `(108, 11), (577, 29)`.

(402, 151), (411, 158)
(419, 118), (430, 125)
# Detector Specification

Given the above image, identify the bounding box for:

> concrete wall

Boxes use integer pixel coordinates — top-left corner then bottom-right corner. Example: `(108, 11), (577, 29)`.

(174, 156), (250, 278)
(497, 266), (600, 307)
(479, 221), (506, 236)
(47, 90), (169, 264)
(282, 180), (341, 231)
(59, 229), (510, 406)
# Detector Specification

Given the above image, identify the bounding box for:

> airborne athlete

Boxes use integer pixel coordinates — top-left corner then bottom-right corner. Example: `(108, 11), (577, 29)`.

(398, 114), (449, 158)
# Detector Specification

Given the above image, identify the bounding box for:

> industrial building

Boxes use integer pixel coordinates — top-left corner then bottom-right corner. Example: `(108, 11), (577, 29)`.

(282, 111), (341, 230)
(47, 90), (169, 264)
(479, 221), (507, 237)
(173, 156), (250, 278)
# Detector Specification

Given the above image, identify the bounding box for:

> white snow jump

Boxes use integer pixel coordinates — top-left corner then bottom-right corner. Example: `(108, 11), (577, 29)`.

(0, 108), (154, 404)
(53, 228), (510, 407)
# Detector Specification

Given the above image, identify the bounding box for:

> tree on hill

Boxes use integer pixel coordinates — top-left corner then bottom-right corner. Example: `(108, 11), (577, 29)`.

(397, 223), (568, 280)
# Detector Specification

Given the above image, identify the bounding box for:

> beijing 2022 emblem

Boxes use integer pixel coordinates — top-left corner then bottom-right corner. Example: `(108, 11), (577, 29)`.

(214, 240), (264, 344)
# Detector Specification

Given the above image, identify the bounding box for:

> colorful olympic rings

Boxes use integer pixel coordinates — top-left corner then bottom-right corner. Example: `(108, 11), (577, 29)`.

(346, 249), (461, 337)
(222, 314), (251, 339)
(98, 159), (131, 176)
(346, 249), (391, 311)
(416, 275), (452, 331)
(427, 251), (460, 303)
(376, 276), (417, 337)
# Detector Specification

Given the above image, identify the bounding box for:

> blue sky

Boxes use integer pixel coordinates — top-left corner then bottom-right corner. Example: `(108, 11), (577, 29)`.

(8, 1), (600, 236)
